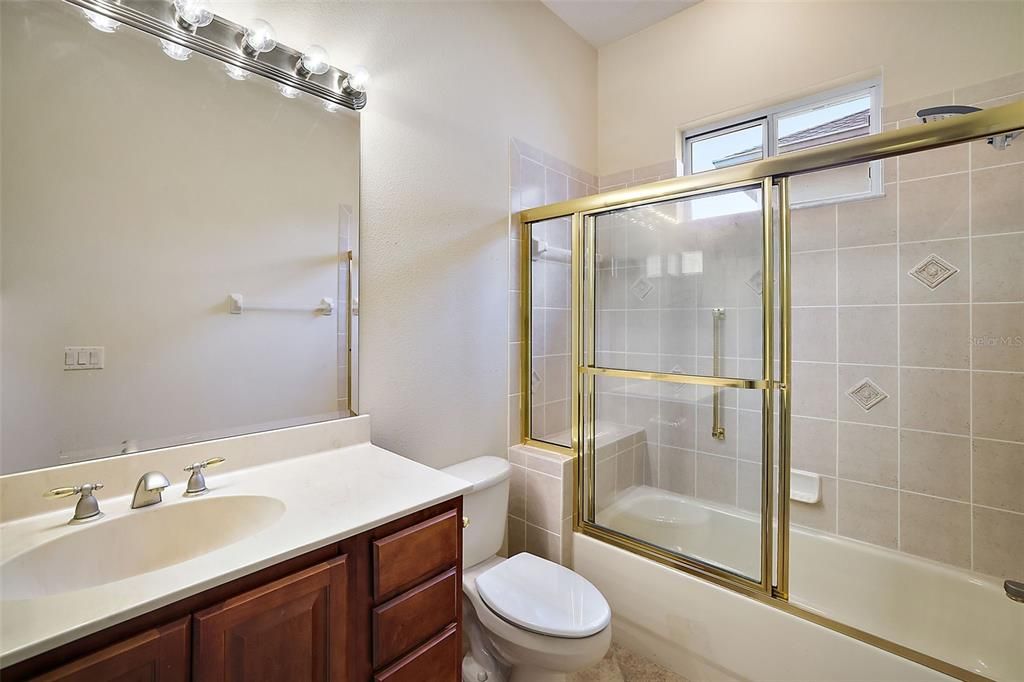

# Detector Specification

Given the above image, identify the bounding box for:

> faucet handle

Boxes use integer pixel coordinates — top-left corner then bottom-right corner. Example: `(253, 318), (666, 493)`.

(44, 483), (104, 498)
(44, 483), (104, 524)
(183, 457), (225, 496)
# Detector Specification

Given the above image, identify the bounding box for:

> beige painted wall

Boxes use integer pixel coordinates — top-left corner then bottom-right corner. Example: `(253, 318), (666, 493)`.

(209, 1), (598, 469)
(598, 0), (1024, 175)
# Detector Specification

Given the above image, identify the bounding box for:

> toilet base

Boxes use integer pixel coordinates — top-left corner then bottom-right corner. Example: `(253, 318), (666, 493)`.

(462, 653), (568, 682)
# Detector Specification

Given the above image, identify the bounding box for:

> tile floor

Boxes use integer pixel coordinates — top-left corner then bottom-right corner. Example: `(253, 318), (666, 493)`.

(571, 643), (688, 682)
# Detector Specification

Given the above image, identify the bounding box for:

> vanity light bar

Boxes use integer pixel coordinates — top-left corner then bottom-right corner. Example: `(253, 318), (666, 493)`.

(64, 0), (367, 110)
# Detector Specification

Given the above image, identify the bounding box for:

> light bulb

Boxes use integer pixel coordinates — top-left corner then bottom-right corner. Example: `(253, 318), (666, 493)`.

(242, 19), (276, 56)
(160, 39), (192, 61)
(278, 84), (300, 99)
(83, 8), (120, 33)
(341, 65), (371, 94)
(173, 0), (213, 29)
(224, 64), (249, 81)
(298, 45), (330, 77)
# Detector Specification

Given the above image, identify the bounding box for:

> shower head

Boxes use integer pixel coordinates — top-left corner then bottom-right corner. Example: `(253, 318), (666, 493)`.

(916, 104), (1020, 150)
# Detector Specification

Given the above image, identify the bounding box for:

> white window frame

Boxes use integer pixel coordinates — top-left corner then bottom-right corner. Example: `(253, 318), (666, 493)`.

(681, 79), (883, 208)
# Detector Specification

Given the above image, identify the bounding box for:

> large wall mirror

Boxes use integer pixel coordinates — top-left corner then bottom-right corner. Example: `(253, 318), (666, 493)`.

(0, 0), (360, 474)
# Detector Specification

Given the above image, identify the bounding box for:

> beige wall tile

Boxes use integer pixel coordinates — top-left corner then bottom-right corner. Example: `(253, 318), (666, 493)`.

(971, 164), (1024, 236)
(972, 506), (1024, 579)
(837, 191), (897, 248)
(838, 422), (897, 487)
(792, 362), (837, 419)
(972, 371), (1024, 442)
(658, 446), (695, 496)
(954, 72), (1024, 105)
(737, 461), (761, 514)
(792, 307), (836, 362)
(792, 416), (836, 476)
(899, 173), (969, 242)
(839, 365), (898, 427)
(527, 449), (563, 477)
(792, 251), (835, 306)
(507, 516), (526, 556)
(900, 368), (971, 435)
(696, 406), (737, 458)
(525, 522), (561, 563)
(900, 304), (970, 369)
(659, 309), (698, 357)
(900, 429), (971, 502)
(615, 449), (635, 493)
(525, 469), (563, 532)
(736, 408), (763, 464)
(900, 239), (970, 304)
(509, 462), (526, 518)
(695, 453), (736, 506)
(899, 493), (971, 568)
(972, 233), (1024, 303)
(838, 480), (898, 549)
(837, 306), (898, 365)
(838, 245), (897, 305)
(560, 517), (574, 567)
(508, 395), (522, 447)
(972, 130), (1024, 168)
(973, 439), (1024, 514)
(791, 204), (836, 253)
(791, 476), (836, 533)
(899, 144), (969, 182)
(971, 303), (1024, 371)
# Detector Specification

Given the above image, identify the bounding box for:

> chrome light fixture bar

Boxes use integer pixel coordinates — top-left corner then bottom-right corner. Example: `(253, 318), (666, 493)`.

(64, 0), (367, 110)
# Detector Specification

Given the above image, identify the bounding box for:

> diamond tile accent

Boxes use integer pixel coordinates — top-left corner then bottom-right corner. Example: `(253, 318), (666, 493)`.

(631, 277), (654, 301)
(847, 378), (889, 411)
(746, 269), (763, 296)
(908, 253), (959, 289)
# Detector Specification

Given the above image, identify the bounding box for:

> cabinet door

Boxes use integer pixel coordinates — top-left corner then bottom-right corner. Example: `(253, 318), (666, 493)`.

(32, 617), (189, 682)
(193, 555), (349, 682)
(373, 626), (459, 682)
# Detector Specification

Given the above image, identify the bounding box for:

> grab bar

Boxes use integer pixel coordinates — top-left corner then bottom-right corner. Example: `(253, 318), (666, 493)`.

(711, 307), (726, 440)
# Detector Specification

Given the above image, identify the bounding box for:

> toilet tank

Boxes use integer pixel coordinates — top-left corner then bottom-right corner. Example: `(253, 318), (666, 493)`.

(441, 456), (510, 568)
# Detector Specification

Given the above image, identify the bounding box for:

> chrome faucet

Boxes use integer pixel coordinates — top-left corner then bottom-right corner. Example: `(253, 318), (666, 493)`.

(131, 471), (170, 509)
(183, 457), (226, 497)
(44, 483), (104, 524)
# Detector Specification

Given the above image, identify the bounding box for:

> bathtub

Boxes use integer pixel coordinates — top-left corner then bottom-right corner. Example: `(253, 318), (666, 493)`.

(586, 486), (1022, 681)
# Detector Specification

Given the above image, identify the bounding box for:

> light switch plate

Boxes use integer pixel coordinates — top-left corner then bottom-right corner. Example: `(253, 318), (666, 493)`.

(64, 346), (104, 370)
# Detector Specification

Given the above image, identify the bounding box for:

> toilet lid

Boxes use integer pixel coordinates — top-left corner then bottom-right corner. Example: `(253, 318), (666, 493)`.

(475, 553), (610, 639)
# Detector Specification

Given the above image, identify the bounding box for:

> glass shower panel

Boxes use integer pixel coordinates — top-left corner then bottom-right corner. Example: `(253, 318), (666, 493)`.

(586, 373), (765, 583)
(593, 186), (766, 381)
(528, 217), (572, 446)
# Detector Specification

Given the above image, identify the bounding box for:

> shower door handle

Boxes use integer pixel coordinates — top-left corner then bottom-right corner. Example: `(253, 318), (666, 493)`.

(711, 308), (726, 440)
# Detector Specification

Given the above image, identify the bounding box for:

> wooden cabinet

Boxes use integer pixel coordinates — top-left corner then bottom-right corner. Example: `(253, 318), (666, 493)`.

(7, 498), (462, 682)
(31, 618), (189, 682)
(193, 556), (348, 681)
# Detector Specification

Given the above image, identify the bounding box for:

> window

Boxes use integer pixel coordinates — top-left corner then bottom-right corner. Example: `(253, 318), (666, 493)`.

(681, 81), (882, 215)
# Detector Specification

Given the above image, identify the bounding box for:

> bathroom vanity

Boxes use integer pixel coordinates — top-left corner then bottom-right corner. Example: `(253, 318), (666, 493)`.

(0, 417), (470, 681)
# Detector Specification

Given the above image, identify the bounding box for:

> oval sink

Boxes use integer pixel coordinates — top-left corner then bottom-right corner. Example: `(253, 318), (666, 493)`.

(1, 495), (285, 601)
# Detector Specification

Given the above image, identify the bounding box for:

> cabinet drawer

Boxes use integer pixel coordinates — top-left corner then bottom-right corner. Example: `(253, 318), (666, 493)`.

(373, 568), (457, 669)
(373, 626), (459, 682)
(373, 509), (458, 602)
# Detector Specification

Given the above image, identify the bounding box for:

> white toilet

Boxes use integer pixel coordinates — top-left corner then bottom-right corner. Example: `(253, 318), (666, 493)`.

(442, 456), (611, 682)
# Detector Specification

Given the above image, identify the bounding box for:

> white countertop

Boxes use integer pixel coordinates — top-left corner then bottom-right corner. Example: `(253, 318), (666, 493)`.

(0, 441), (471, 667)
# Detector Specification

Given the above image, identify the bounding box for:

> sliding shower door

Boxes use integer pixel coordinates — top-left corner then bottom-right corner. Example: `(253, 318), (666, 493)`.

(578, 180), (779, 590)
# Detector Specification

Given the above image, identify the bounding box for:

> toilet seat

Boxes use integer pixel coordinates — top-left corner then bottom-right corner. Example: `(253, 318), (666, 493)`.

(475, 553), (610, 639)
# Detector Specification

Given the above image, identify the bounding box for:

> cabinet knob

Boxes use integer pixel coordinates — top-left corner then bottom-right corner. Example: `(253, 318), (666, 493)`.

(462, 516), (470, 528)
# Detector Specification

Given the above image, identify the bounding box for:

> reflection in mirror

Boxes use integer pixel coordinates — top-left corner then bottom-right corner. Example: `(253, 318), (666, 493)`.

(0, 0), (359, 474)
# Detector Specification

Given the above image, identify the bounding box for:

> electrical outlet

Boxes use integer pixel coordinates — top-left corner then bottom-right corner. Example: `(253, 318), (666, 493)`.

(64, 346), (104, 370)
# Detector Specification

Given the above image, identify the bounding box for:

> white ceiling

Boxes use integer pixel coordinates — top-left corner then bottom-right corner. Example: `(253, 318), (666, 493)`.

(542, 0), (701, 48)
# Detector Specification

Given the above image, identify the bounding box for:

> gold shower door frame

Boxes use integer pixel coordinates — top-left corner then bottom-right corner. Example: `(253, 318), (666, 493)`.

(575, 177), (783, 596)
(518, 100), (1024, 682)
